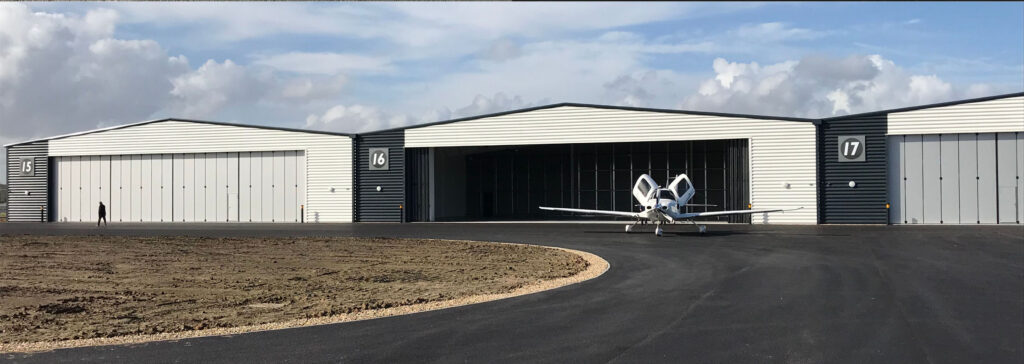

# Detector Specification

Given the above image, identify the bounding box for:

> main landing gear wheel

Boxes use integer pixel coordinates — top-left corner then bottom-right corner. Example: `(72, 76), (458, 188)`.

(624, 224), (634, 233)
(654, 226), (664, 236)
(698, 225), (707, 235)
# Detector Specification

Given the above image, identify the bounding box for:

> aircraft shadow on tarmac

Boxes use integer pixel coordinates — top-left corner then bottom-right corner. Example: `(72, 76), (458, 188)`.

(581, 229), (852, 238)
(581, 229), (741, 237)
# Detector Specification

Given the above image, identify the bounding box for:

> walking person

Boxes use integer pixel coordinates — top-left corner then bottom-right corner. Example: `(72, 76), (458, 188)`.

(98, 202), (107, 227)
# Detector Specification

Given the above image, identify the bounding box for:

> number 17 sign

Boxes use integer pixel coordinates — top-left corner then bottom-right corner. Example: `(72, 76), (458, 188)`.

(838, 135), (865, 162)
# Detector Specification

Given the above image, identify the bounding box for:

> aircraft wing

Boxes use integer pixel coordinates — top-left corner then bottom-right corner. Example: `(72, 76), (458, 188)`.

(539, 206), (643, 218)
(674, 207), (803, 219)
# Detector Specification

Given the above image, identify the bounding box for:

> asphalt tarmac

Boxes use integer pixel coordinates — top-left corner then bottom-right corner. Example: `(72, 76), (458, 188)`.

(2, 222), (1022, 363)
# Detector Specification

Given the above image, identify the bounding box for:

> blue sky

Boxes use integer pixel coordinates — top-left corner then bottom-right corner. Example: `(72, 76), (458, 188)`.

(1, 2), (1023, 183)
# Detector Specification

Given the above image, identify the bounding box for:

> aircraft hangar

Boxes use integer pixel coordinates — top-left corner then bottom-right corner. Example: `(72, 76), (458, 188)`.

(5, 92), (1023, 225)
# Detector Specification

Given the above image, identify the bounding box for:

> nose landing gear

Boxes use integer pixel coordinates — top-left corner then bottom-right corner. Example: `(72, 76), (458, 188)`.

(689, 220), (707, 235)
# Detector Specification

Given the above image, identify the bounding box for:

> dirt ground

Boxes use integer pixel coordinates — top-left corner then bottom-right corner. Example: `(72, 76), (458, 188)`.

(0, 235), (588, 346)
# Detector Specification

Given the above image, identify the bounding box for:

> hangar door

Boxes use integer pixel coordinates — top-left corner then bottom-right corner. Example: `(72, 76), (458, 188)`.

(888, 133), (1022, 224)
(54, 151), (305, 223)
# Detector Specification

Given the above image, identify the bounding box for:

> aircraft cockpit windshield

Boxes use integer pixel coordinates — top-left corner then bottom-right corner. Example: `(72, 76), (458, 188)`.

(658, 190), (676, 200)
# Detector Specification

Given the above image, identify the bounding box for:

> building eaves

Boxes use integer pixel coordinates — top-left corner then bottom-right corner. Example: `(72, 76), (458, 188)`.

(4, 118), (352, 148)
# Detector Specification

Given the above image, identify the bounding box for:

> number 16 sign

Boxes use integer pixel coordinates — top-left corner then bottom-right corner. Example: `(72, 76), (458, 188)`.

(368, 148), (389, 170)
(838, 135), (865, 162)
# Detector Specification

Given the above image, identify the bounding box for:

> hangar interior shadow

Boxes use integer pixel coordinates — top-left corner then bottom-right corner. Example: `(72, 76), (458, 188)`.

(405, 140), (750, 223)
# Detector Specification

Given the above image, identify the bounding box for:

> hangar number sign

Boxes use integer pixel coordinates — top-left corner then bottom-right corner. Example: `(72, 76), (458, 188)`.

(369, 148), (389, 170)
(838, 135), (865, 162)
(18, 157), (35, 176)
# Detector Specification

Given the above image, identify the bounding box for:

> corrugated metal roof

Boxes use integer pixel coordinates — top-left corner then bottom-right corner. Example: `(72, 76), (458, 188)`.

(4, 118), (353, 147)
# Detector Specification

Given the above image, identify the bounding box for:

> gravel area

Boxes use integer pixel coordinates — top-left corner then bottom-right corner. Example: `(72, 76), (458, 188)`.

(0, 235), (606, 352)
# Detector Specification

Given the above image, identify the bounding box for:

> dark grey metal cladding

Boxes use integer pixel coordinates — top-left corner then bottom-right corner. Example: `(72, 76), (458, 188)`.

(818, 115), (889, 223)
(6, 141), (50, 222)
(354, 130), (405, 222)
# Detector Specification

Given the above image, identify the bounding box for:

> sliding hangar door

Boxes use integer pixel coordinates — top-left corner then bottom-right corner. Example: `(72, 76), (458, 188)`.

(53, 152), (305, 222)
(356, 104), (819, 224)
(45, 119), (354, 223)
(886, 95), (1023, 224)
(888, 133), (1022, 224)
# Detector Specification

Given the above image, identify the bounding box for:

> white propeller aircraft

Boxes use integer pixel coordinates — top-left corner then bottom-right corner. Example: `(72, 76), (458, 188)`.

(540, 174), (801, 236)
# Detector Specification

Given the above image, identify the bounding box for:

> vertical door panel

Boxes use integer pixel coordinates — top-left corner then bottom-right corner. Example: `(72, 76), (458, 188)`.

(70, 157), (80, 221)
(109, 156), (120, 222)
(922, 135), (941, 223)
(996, 133), (1018, 223)
(958, 134), (979, 224)
(79, 156), (90, 222)
(285, 151), (296, 222)
(184, 154), (196, 222)
(904, 135), (924, 224)
(152, 155), (163, 222)
(100, 157), (110, 220)
(274, 151), (286, 222)
(130, 155), (140, 221)
(262, 152), (274, 221)
(227, 153), (238, 222)
(161, 155), (173, 221)
(251, 152), (263, 222)
(173, 154), (184, 222)
(216, 153), (228, 221)
(939, 134), (960, 224)
(239, 152), (251, 222)
(78, 157), (86, 222)
(152, 155), (162, 222)
(58, 158), (68, 222)
(297, 151), (306, 222)
(91, 156), (101, 221)
(194, 154), (206, 222)
(82, 156), (93, 222)
(977, 133), (998, 223)
(1018, 133), (1024, 223)
(120, 156), (132, 222)
(85, 156), (94, 222)
(141, 155), (152, 222)
(206, 153), (218, 222)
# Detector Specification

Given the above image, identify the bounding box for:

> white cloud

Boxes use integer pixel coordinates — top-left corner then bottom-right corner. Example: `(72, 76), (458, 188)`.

(303, 93), (536, 133)
(480, 39), (522, 62)
(731, 22), (828, 42)
(304, 104), (410, 133)
(681, 54), (972, 118)
(0, 3), (188, 143)
(0, 4), (350, 145)
(251, 52), (393, 75)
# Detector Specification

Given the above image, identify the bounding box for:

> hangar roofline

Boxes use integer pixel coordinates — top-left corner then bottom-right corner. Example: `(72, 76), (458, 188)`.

(7, 91), (1021, 147)
(3, 118), (353, 148)
(820, 91), (1024, 122)
(358, 102), (819, 136)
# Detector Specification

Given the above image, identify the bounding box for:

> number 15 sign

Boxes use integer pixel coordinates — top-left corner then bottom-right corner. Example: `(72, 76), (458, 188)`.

(838, 135), (865, 162)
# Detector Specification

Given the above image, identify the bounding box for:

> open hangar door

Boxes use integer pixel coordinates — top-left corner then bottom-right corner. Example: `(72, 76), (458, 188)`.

(404, 140), (749, 222)
(888, 132), (1022, 224)
(54, 151), (305, 222)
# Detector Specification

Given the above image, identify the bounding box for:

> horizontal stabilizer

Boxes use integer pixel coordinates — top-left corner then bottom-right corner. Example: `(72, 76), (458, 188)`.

(539, 206), (642, 218)
(675, 206), (803, 219)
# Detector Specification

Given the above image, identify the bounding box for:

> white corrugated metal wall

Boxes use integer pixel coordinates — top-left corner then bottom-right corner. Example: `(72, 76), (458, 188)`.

(405, 106), (818, 224)
(49, 121), (352, 222)
(888, 96), (1024, 135)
